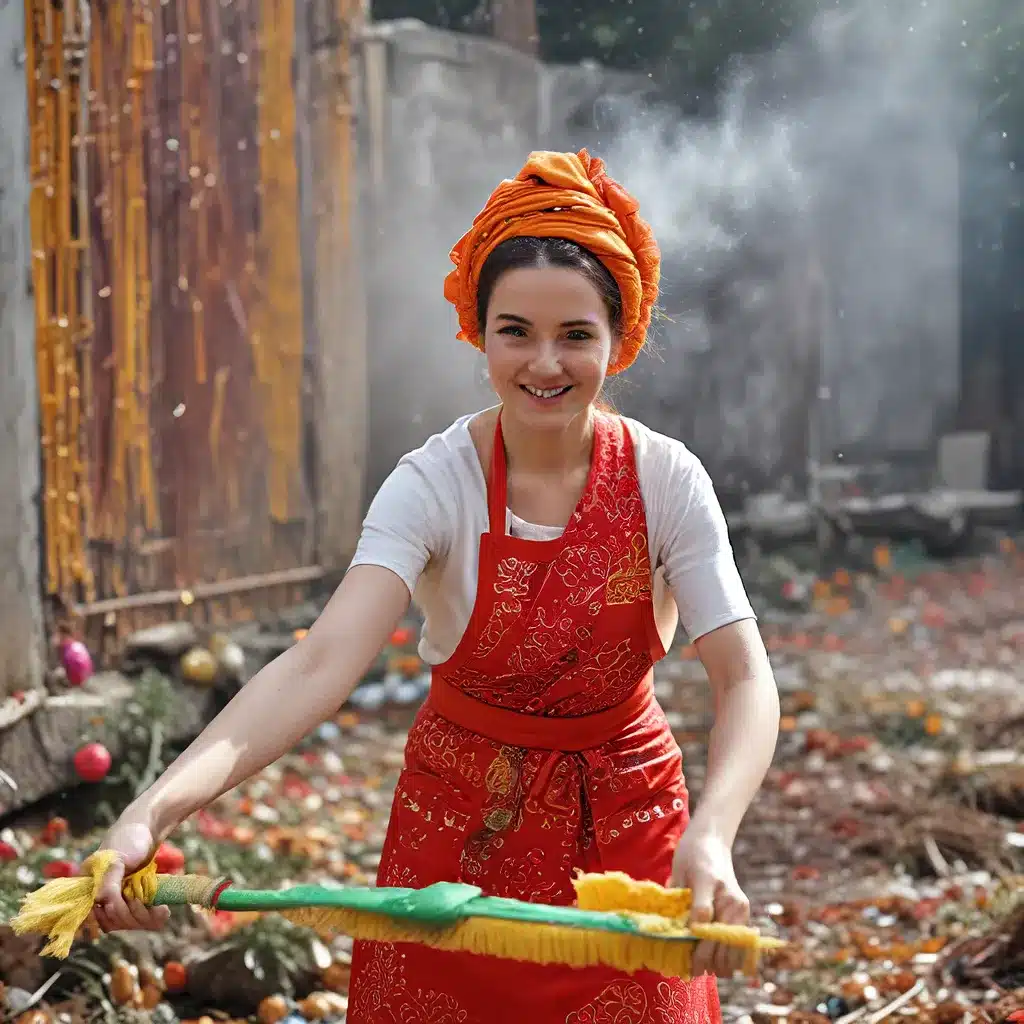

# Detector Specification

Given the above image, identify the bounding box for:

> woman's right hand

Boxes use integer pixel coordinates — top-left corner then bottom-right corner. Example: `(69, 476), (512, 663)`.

(92, 818), (171, 933)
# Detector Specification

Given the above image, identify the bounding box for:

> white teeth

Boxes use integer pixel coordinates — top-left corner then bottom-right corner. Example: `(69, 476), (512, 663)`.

(523, 384), (570, 399)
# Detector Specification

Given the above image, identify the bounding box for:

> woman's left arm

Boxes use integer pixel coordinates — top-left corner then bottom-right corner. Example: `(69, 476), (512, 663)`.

(648, 442), (780, 974)
(673, 619), (779, 978)
(651, 447), (780, 846)
(689, 618), (780, 847)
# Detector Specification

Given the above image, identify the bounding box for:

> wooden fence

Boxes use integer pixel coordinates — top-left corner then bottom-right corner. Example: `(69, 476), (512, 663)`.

(24, 0), (366, 652)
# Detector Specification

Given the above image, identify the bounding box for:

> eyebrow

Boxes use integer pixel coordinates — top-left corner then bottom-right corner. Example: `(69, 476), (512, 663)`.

(495, 314), (599, 327)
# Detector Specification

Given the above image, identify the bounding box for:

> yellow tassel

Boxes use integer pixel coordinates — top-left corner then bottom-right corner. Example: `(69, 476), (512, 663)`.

(9, 850), (158, 958)
(573, 871), (693, 919)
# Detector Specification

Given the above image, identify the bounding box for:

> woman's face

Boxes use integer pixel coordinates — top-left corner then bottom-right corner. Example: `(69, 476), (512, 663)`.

(483, 265), (617, 431)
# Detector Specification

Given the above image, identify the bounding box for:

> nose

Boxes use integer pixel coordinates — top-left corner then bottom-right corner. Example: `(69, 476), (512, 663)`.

(528, 339), (562, 377)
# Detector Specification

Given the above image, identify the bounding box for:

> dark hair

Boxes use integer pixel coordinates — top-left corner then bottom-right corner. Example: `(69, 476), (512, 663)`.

(475, 236), (623, 336)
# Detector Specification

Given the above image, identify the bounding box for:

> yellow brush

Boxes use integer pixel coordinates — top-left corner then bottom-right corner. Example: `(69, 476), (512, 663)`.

(12, 850), (785, 978)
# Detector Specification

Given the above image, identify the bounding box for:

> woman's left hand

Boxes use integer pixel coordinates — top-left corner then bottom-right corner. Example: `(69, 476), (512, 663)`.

(671, 826), (751, 979)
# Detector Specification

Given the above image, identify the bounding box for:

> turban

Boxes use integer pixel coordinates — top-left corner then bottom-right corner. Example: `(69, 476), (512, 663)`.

(442, 149), (660, 374)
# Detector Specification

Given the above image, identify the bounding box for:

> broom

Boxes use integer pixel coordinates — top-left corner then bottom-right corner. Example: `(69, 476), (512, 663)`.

(11, 850), (785, 978)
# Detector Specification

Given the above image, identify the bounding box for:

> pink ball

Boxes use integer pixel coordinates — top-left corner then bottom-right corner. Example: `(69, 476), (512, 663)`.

(61, 639), (94, 686)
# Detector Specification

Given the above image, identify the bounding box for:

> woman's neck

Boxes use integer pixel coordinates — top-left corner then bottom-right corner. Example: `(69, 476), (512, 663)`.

(499, 406), (595, 475)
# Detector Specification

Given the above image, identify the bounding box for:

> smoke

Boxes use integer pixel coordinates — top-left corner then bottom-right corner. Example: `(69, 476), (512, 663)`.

(591, 0), (1014, 499)
(364, 3), (1012, 499)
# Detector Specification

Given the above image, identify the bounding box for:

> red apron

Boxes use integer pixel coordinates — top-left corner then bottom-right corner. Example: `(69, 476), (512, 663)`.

(347, 413), (721, 1023)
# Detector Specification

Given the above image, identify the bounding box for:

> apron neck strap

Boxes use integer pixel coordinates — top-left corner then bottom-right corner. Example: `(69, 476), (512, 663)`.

(488, 412), (509, 536)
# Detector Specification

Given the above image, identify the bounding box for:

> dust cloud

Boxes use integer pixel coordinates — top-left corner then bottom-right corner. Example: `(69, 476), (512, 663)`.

(364, 2), (1011, 502)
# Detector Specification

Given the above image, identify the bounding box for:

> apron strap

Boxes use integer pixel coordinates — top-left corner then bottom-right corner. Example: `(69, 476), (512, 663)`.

(488, 412), (509, 536)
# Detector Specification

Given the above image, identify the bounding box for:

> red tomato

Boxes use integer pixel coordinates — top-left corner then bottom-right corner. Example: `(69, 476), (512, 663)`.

(154, 842), (186, 873)
(73, 742), (112, 782)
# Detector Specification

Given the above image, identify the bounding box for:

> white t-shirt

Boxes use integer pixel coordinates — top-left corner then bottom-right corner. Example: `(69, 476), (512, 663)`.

(350, 412), (755, 664)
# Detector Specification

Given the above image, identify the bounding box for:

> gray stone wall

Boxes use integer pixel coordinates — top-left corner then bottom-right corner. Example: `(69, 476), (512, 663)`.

(0, 0), (46, 703)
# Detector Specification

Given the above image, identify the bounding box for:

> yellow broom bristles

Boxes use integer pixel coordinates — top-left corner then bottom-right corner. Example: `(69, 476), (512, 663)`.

(280, 873), (783, 979)
(282, 907), (702, 977)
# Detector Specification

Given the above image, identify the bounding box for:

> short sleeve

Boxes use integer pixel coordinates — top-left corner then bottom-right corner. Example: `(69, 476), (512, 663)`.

(655, 450), (755, 642)
(349, 452), (454, 596)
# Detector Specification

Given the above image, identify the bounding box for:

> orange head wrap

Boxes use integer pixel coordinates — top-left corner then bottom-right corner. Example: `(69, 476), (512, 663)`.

(443, 149), (660, 375)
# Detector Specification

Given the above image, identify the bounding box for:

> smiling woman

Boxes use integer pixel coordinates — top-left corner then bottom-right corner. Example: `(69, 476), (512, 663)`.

(88, 150), (779, 1024)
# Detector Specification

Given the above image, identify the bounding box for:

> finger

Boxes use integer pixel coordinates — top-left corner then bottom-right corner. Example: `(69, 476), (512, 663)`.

(127, 898), (152, 929)
(711, 941), (736, 979)
(93, 905), (113, 933)
(96, 857), (126, 904)
(689, 876), (718, 925)
(690, 939), (713, 978)
(128, 899), (169, 931)
(97, 896), (137, 933)
(728, 944), (748, 977)
(715, 892), (751, 926)
(149, 905), (171, 928)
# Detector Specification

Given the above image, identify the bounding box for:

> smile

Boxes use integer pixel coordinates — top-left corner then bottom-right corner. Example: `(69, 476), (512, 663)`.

(521, 384), (572, 399)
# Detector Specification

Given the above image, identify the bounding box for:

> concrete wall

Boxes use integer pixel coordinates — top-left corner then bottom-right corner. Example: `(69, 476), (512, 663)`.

(0, 0), (46, 701)
(358, 21), (652, 493)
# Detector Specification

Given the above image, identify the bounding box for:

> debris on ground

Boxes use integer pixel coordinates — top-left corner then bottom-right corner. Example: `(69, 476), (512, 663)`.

(1, 536), (1022, 1023)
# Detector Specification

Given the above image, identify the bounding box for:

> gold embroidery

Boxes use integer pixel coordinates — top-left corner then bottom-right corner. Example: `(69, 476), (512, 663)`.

(348, 941), (475, 1024)
(391, 989), (470, 1023)
(484, 746), (519, 798)
(469, 746), (524, 855)
(494, 556), (540, 596)
(469, 556), (540, 658)
(652, 978), (719, 1024)
(555, 542), (610, 607)
(472, 597), (523, 657)
(565, 980), (649, 1023)
(606, 531), (653, 606)
(562, 640), (650, 714)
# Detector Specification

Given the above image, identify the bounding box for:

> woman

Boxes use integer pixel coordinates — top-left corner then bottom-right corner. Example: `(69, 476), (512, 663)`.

(92, 151), (780, 1023)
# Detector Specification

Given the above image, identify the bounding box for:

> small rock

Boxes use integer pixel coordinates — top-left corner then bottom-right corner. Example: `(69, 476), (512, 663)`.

(317, 722), (342, 743)
(276, 602), (322, 633)
(251, 803), (280, 823)
(348, 683), (387, 711)
(123, 622), (199, 660)
(185, 946), (316, 1015)
(3, 988), (34, 1014)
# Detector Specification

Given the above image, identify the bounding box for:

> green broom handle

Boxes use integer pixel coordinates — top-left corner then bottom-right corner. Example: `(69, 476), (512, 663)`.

(142, 875), (706, 938)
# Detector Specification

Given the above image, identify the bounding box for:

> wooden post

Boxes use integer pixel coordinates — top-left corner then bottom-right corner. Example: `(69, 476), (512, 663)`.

(491, 0), (538, 55)
(297, 0), (369, 572)
(0, 0), (47, 700)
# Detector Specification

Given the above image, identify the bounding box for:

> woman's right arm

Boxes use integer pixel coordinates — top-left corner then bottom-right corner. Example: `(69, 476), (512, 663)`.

(94, 564), (411, 928)
(137, 564), (410, 835)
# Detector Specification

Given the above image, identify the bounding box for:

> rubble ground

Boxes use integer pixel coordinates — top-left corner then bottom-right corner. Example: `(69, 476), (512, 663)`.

(1, 536), (1022, 1024)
